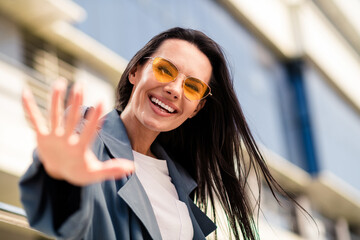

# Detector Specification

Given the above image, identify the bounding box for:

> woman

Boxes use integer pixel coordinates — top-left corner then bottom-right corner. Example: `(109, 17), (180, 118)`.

(20, 27), (290, 240)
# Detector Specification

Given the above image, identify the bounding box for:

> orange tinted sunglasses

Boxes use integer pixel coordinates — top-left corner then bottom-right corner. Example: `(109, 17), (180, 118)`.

(146, 57), (212, 101)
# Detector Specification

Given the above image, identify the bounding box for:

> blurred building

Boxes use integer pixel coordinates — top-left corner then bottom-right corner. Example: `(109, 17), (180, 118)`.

(0, 0), (359, 239)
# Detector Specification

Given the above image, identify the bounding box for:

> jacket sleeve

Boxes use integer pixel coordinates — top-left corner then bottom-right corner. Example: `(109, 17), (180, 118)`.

(19, 106), (99, 239)
(19, 148), (97, 239)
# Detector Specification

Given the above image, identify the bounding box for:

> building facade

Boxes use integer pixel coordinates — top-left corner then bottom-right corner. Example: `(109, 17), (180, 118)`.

(0, 0), (359, 239)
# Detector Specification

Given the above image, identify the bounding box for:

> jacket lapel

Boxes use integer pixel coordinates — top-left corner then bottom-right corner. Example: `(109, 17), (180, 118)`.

(98, 109), (216, 239)
(117, 174), (162, 240)
(98, 110), (162, 239)
(152, 143), (217, 239)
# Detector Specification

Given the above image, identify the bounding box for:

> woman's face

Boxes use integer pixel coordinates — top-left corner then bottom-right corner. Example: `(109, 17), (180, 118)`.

(126, 39), (212, 133)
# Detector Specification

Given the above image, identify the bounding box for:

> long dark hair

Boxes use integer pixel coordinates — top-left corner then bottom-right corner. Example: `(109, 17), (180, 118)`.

(116, 27), (293, 240)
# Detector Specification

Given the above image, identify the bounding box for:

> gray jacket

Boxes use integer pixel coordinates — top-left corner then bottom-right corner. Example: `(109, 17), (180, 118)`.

(19, 109), (216, 240)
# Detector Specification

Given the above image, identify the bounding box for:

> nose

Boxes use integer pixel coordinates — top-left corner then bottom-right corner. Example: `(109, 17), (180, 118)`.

(163, 73), (185, 100)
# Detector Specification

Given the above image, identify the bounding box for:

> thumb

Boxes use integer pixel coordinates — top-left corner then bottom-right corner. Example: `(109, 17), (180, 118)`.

(98, 158), (135, 180)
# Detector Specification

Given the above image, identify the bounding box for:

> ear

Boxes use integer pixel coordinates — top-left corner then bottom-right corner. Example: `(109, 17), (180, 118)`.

(128, 65), (138, 85)
(189, 100), (206, 118)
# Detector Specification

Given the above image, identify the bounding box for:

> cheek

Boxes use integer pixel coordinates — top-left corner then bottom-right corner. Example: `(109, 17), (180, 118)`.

(132, 79), (152, 100)
(136, 77), (159, 94)
(182, 102), (199, 117)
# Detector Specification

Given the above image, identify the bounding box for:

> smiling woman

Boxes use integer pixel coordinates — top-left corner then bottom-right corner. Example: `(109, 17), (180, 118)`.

(121, 39), (211, 136)
(19, 27), (300, 240)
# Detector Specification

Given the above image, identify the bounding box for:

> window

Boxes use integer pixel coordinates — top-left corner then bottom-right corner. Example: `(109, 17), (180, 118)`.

(22, 30), (76, 111)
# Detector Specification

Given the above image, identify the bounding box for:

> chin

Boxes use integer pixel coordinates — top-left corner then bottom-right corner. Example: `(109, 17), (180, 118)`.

(142, 119), (167, 132)
(143, 120), (180, 133)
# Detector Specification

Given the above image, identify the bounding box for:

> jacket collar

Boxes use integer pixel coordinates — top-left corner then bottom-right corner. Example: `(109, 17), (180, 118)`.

(98, 109), (216, 239)
(97, 109), (134, 161)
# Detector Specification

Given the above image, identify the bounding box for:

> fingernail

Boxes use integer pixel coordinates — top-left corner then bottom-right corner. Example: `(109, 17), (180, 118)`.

(22, 87), (33, 101)
(54, 77), (68, 91)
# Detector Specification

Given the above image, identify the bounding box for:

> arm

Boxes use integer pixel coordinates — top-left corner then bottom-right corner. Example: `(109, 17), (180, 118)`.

(19, 149), (85, 237)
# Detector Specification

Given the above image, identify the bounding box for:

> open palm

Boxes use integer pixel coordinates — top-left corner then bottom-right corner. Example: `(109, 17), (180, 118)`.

(22, 79), (134, 186)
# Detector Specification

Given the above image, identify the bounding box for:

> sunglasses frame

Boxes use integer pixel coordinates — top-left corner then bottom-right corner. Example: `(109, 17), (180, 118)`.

(144, 56), (212, 101)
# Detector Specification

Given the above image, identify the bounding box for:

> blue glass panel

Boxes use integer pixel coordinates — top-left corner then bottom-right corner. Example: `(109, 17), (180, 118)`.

(304, 63), (360, 189)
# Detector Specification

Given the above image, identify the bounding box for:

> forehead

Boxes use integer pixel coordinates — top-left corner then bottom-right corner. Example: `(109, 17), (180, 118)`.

(152, 39), (212, 83)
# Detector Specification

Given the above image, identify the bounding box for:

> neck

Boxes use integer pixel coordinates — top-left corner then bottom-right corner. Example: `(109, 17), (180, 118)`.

(120, 110), (159, 158)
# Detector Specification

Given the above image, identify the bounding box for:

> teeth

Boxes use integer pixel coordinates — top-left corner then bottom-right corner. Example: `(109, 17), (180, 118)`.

(151, 97), (175, 113)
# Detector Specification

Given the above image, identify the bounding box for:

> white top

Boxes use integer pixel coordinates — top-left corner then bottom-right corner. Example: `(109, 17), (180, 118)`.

(133, 150), (194, 240)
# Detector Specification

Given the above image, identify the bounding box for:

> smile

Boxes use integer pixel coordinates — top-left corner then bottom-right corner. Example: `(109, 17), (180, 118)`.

(150, 96), (175, 113)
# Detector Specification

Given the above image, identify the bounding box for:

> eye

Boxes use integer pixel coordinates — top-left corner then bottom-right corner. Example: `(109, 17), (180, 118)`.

(158, 66), (173, 77)
(185, 82), (200, 92)
(185, 77), (207, 94)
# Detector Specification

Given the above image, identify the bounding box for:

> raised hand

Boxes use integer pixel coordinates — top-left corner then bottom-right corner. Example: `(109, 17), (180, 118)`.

(22, 79), (134, 186)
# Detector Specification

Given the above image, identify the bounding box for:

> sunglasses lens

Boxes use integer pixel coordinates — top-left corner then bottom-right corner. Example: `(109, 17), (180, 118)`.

(152, 57), (178, 83)
(184, 77), (210, 100)
(151, 57), (211, 100)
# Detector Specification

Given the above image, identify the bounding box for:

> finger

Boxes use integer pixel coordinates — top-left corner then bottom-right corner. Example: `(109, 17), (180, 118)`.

(79, 102), (103, 147)
(50, 78), (67, 133)
(93, 159), (135, 181)
(65, 83), (74, 110)
(22, 88), (47, 134)
(64, 84), (83, 137)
